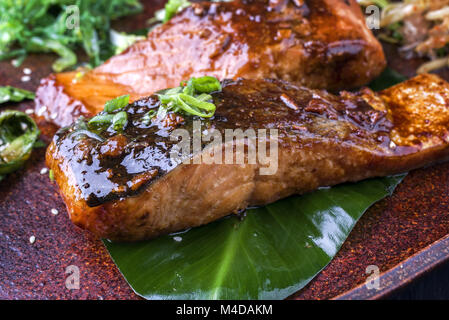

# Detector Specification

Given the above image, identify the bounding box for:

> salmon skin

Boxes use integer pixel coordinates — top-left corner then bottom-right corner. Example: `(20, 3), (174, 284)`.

(46, 74), (449, 241)
(35, 0), (385, 127)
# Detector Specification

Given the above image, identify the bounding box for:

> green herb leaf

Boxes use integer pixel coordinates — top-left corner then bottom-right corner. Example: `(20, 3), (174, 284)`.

(105, 174), (405, 299)
(0, 110), (40, 177)
(104, 95), (130, 113)
(0, 86), (35, 104)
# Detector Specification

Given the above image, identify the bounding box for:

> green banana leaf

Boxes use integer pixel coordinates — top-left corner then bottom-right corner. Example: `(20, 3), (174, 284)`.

(104, 68), (407, 299)
(105, 175), (405, 299)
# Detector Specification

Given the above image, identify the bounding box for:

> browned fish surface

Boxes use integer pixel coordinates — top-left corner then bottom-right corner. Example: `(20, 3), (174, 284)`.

(35, 0), (385, 127)
(46, 74), (449, 241)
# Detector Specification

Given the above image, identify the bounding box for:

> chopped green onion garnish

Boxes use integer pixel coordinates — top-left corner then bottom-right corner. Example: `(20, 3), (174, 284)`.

(104, 95), (130, 113)
(112, 112), (128, 131)
(153, 76), (221, 119)
(82, 76), (220, 137)
(88, 114), (114, 127)
(179, 93), (216, 111)
(192, 76), (222, 93)
(176, 95), (215, 118)
(84, 95), (131, 135)
(49, 169), (54, 181)
(196, 93), (213, 102)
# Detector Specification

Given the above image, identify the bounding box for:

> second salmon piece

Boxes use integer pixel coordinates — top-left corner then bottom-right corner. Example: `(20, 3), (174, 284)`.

(35, 0), (385, 127)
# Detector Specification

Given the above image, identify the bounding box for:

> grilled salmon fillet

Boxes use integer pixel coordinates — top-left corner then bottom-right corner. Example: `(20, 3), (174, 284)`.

(36, 0), (385, 127)
(46, 74), (449, 241)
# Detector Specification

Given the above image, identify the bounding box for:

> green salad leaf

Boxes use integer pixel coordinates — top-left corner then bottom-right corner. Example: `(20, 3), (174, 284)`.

(0, 86), (35, 104)
(0, 110), (40, 178)
(0, 0), (143, 71)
